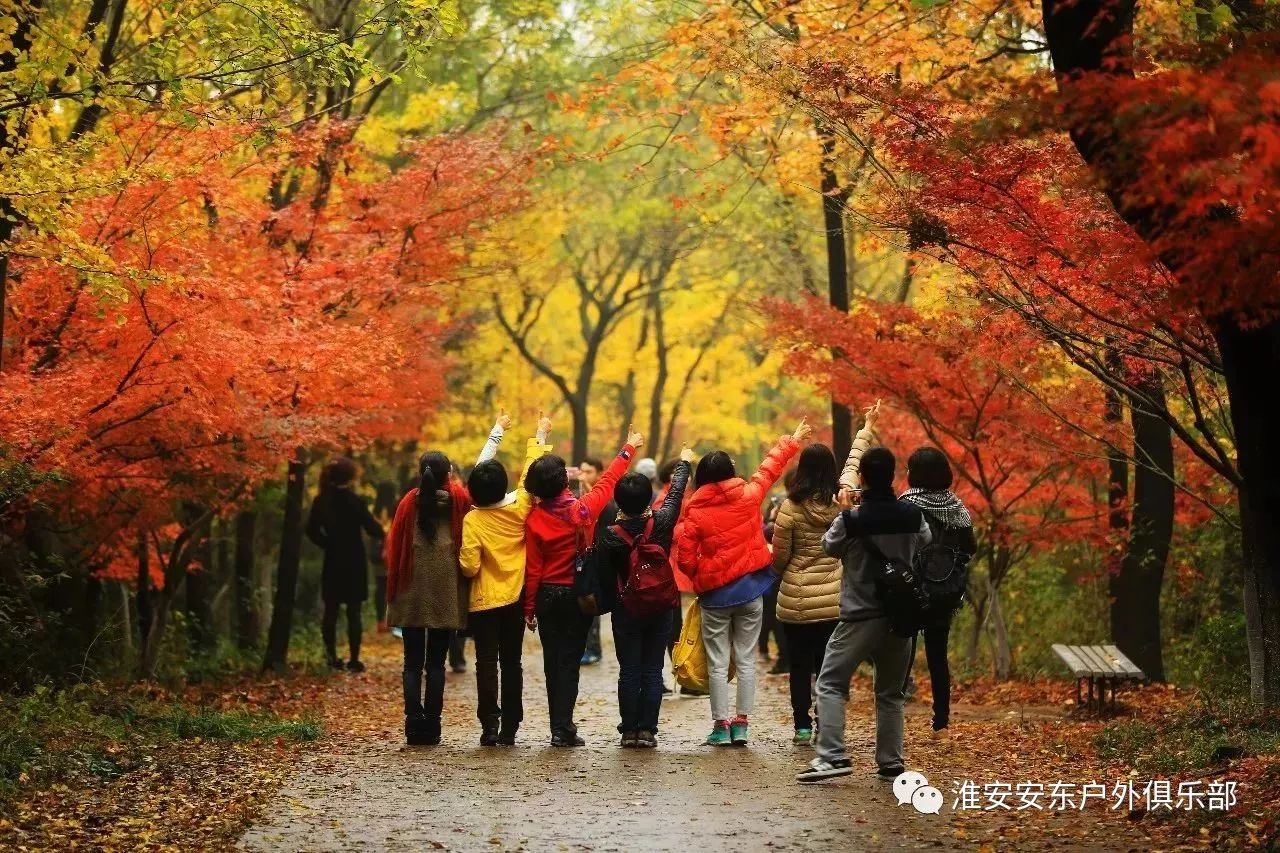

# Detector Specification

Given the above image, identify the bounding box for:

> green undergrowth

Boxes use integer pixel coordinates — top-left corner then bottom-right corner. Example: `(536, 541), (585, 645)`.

(0, 684), (321, 802)
(1096, 691), (1280, 774)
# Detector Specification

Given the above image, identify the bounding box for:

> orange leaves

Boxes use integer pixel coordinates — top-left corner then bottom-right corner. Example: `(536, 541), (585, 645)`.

(1, 118), (531, 570)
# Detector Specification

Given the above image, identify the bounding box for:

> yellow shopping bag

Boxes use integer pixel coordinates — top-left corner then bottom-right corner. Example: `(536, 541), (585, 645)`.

(671, 600), (734, 692)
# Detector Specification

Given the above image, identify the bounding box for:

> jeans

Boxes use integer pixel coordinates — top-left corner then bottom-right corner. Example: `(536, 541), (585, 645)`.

(471, 602), (524, 731)
(585, 616), (602, 658)
(782, 620), (838, 730)
(535, 584), (592, 737)
(402, 627), (451, 736)
(814, 618), (911, 770)
(701, 596), (764, 721)
(613, 607), (674, 733)
(923, 612), (953, 730)
(322, 599), (362, 663)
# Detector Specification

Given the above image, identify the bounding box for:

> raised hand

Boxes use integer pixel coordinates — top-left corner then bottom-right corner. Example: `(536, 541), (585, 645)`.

(792, 416), (813, 443)
(495, 407), (513, 431)
(626, 424), (645, 450)
(863, 400), (882, 431)
(680, 444), (696, 464)
(537, 409), (552, 437)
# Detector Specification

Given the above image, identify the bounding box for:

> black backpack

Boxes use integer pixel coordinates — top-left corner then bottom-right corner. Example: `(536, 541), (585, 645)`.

(863, 514), (972, 637)
(912, 511), (971, 615)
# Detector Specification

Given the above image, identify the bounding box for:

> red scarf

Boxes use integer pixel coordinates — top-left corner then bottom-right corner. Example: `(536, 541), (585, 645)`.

(385, 478), (471, 603)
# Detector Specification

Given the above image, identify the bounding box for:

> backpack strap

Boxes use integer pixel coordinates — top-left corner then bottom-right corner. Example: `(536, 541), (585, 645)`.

(611, 523), (636, 547)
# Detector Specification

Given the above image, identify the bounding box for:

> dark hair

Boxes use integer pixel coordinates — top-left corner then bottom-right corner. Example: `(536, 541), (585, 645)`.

(907, 446), (953, 491)
(615, 472), (655, 516)
(525, 454), (568, 500)
(417, 451), (451, 541)
(788, 444), (838, 505)
(315, 457), (357, 526)
(320, 456), (357, 491)
(694, 450), (735, 488)
(580, 457), (604, 472)
(657, 459), (680, 485)
(859, 446), (896, 491)
(467, 460), (509, 507)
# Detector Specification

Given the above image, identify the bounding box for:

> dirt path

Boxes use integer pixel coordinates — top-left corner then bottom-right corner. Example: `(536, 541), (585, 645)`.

(241, 622), (1165, 852)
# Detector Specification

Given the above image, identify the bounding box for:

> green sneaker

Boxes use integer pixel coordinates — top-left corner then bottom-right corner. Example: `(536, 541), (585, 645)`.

(730, 716), (749, 746)
(705, 721), (732, 747)
(793, 728), (813, 746)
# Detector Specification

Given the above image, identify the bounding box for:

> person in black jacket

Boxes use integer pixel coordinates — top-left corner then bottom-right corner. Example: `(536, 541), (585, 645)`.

(594, 446), (694, 748)
(306, 457), (384, 672)
(900, 447), (977, 736)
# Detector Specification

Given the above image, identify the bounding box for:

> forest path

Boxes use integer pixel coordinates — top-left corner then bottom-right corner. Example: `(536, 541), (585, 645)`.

(240, 621), (1158, 852)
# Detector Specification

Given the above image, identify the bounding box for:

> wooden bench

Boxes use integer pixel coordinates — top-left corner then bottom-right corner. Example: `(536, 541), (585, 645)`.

(1051, 644), (1147, 710)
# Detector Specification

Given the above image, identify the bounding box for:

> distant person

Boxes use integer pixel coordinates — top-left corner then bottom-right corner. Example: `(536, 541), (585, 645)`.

(384, 420), (506, 746)
(305, 457), (384, 672)
(675, 418), (810, 747)
(634, 456), (659, 487)
(900, 447), (976, 737)
(459, 411), (553, 746)
(759, 471), (794, 675)
(524, 427), (641, 747)
(595, 446), (694, 748)
(655, 457), (698, 694)
(797, 446), (931, 783)
(771, 445), (842, 745)
(576, 456), (612, 667)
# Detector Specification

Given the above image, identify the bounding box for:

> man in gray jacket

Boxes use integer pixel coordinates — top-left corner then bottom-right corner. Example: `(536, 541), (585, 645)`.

(796, 447), (931, 783)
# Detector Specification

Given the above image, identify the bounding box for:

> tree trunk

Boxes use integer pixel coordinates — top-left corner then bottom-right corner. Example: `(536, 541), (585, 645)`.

(1110, 379), (1174, 681)
(263, 450), (308, 673)
(986, 583), (1013, 680)
(136, 529), (152, 653)
(819, 125), (853, 463)
(234, 509), (259, 650)
(1217, 320), (1280, 704)
(570, 397), (589, 465)
(184, 507), (215, 654)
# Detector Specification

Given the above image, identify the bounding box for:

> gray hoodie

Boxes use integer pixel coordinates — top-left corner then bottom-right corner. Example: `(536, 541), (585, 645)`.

(822, 492), (932, 622)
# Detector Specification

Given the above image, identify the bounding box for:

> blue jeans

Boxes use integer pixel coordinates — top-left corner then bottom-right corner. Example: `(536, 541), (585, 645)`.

(612, 607), (674, 733)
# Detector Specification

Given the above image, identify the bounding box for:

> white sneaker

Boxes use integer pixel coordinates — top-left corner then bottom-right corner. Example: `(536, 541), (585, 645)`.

(796, 757), (853, 783)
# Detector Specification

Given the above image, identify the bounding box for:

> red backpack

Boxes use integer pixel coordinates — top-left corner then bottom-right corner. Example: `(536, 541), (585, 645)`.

(612, 518), (679, 618)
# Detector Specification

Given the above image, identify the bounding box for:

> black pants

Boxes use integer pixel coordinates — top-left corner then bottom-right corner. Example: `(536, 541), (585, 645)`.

(535, 584), (592, 738)
(450, 632), (468, 669)
(374, 575), (387, 622)
(759, 586), (789, 665)
(782, 620), (837, 729)
(322, 599), (362, 663)
(471, 602), (524, 731)
(584, 616), (602, 658)
(923, 613), (953, 730)
(402, 627), (451, 736)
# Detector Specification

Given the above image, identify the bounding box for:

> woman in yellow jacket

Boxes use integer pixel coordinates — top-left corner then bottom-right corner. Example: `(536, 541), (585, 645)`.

(458, 412), (552, 746)
(773, 402), (879, 745)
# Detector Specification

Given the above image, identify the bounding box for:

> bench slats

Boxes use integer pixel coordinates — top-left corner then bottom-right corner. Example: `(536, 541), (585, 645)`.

(1100, 644), (1145, 678)
(1051, 644), (1091, 677)
(1068, 645), (1108, 677)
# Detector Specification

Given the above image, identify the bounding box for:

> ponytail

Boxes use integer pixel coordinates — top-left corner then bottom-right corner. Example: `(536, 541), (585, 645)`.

(416, 451), (451, 542)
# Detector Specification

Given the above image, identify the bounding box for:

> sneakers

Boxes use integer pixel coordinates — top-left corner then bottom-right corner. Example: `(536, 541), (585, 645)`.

(876, 764), (906, 781)
(345, 659), (365, 673)
(551, 733), (586, 747)
(635, 730), (657, 749)
(730, 716), (749, 745)
(793, 728), (813, 746)
(620, 731), (639, 748)
(797, 757), (854, 783)
(496, 726), (518, 746)
(580, 651), (602, 666)
(705, 720), (732, 747)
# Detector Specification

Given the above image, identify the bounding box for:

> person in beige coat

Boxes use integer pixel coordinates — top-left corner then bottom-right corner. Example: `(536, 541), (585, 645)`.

(772, 443), (843, 745)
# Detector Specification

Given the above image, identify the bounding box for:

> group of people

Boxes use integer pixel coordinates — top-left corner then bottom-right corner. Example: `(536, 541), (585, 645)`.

(303, 402), (976, 783)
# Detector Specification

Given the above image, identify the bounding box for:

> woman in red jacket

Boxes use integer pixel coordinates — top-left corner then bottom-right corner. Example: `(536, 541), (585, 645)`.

(675, 418), (812, 746)
(523, 426), (643, 747)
